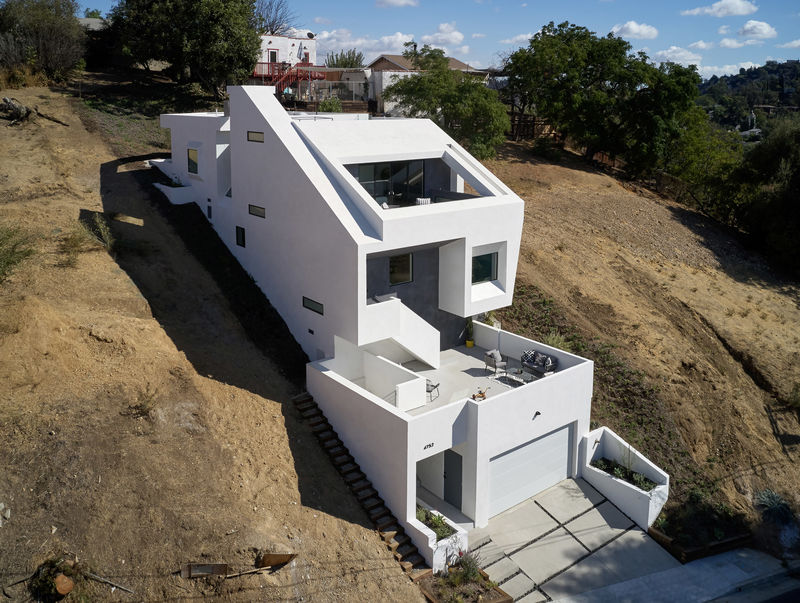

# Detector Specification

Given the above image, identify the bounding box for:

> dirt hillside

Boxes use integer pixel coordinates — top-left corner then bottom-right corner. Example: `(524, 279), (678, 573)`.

(0, 86), (423, 602)
(485, 144), (800, 523)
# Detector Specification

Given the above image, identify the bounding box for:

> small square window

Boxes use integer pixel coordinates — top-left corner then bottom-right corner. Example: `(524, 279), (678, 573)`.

(187, 148), (199, 174)
(389, 254), (413, 285)
(472, 252), (498, 284)
(236, 226), (246, 247)
(248, 204), (266, 218)
(247, 131), (264, 143)
(207, 205), (212, 219)
(303, 296), (323, 315)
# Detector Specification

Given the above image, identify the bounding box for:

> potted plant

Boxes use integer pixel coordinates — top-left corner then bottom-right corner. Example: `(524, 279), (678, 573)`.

(465, 317), (474, 348)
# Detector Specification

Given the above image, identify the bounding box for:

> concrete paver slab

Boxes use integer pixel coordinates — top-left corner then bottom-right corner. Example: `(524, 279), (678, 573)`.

(486, 498), (559, 553)
(534, 478), (605, 524)
(473, 539), (506, 567)
(565, 501), (634, 552)
(511, 527), (588, 584)
(517, 588), (548, 602)
(590, 529), (679, 583)
(484, 556), (519, 584)
(501, 572), (538, 600)
(539, 550), (623, 600)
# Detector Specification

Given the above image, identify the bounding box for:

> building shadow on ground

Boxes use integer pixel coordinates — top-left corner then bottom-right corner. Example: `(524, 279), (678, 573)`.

(97, 155), (372, 525)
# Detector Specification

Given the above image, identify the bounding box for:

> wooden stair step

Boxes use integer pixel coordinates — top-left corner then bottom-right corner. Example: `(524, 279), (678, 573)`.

(399, 553), (425, 572)
(409, 568), (432, 583)
(378, 522), (400, 538)
(350, 479), (371, 492)
(356, 487), (378, 501)
(295, 400), (317, 412)
(343, 470), (365, 484)
(291, 392), (313, 403)
(339, 462), (359, 475)
(394, 543), (416, 560)
(369, 506), (391, 522)
(317, 430), (338, 443)
(327, 444), (347, 457)
(331, 453), (353, 467)
(309, 419), (330, 432)
(322, 437), (341, 449)
(361, 497), (382, 511)
(300, 407), (322, 419)
(388, 533), (411, 550)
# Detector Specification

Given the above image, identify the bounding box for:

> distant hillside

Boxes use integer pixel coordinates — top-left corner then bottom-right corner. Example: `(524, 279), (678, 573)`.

(698, 60), (800, 129)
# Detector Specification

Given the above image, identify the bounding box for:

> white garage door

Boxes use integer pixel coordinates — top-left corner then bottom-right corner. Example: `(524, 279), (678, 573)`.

(488, 425), (571, 517)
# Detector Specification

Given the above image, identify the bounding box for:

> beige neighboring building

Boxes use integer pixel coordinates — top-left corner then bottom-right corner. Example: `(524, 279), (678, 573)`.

(366, 54), (485, 114)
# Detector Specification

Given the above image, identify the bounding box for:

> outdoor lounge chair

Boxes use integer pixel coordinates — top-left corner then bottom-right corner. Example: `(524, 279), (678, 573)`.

(484, 349), (507, 376)
(521, 349), (558, 377)
(426, 379), (440, 401)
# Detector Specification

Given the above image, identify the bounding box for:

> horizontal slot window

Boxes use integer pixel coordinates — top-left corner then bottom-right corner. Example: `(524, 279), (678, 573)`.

(248, 204), (266, 218)
(247, 131), (264, 143)
(303, 296), (323, 315)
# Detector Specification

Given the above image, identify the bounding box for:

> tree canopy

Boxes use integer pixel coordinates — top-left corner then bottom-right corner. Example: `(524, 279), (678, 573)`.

(384, 43), (509, 159)
(110, 0), (261, 98)
(502, 21), (699, 174)
(0, 0), (84, 79)
(325, 48), (364, 69)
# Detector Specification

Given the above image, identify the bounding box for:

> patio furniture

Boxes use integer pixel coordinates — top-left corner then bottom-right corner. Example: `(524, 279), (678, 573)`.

(521, 349), (558, 377)
(484, 349), (507, 376)
(426, 379), (440, 401)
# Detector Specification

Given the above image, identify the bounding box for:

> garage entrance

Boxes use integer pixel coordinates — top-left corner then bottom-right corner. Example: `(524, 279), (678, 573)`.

(488, 425), (572, 517)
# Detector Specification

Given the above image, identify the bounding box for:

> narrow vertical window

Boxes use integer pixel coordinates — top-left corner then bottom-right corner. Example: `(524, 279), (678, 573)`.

(187, 148), (199, 174)
(207, 205), (212, 219)
(236, 226), (246, 247)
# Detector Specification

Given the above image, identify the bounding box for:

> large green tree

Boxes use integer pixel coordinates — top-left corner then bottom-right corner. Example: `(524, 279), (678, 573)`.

(0, 0), (84, 79)
(110, 0), (260, 98)
(384, 43), (509, 159)
(325, 48), (364, 68)
(502, 21), (699, 174)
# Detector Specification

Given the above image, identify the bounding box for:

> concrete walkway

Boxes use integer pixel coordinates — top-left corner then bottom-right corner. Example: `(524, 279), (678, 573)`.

(469, 478), (679, 601)
(558, 548), (791, 602)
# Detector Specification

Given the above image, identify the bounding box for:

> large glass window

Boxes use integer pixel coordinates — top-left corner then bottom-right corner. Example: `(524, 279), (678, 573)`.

(472, 252), (498, 284)
(354, 160), (423, 205)
(187, 148), (198, 174)
(389, 254), (413, 285)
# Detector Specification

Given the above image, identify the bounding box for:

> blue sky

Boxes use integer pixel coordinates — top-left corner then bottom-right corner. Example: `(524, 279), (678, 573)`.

(80, 0), (800, 78)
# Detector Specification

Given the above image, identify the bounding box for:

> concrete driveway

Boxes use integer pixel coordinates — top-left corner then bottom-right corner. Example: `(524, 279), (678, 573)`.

(469, 478), (679, 601)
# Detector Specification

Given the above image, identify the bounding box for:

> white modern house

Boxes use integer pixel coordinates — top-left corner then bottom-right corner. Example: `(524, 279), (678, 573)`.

(154, 86), (668, 570)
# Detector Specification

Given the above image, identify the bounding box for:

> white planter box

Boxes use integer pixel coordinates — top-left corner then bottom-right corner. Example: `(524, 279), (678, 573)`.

(581, 426), (669, 530)
(408, 504), (468, 573)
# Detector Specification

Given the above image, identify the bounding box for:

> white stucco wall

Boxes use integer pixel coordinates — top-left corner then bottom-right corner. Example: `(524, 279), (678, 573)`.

(259, 34), (317, 65)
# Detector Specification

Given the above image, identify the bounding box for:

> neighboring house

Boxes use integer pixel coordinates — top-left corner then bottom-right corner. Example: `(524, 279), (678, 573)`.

(154, 86), (668, 571)
(252, 34), (322, 92)
(366, 54), (484, 114)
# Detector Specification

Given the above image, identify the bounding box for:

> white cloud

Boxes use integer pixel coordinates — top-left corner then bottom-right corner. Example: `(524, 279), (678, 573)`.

(681, 0), (758, 17)
(454, 45), (470, 55)
(718, 25), (730, 34)
(472, 33), (486, 38)
(698, 61), (759, 78)
(313, 17), (331, 24)
(521, 3), (528, 6)
(654, 46), (702, 65)
(376, 0), (418, 7)
(689, 40), (714, 49)
(720, 37), (763, 48)
(314, 29), (414, 62)
(610, 21), (658, 39)
(777, 39), (800, 48)
(421, 22), (465, 47)
(500, 33), (533, 45)
(738, 20), (777, 39)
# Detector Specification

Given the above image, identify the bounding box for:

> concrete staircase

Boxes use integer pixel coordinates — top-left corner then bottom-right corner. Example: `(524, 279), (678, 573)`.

(292, 392), (431, 582)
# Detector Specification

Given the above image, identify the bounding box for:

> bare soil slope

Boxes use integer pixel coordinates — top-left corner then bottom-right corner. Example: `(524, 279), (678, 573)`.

(485, 143), (800, 521)
(0, 86), (422, 602)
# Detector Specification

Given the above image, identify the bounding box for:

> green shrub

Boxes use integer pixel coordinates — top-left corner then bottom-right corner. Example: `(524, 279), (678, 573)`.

(541, 329), (572, 352)
(755, 489), (793, 525)
(416, 505), (456, 541)
(318, 97), (342, 113)
(0, 225), (34, 282)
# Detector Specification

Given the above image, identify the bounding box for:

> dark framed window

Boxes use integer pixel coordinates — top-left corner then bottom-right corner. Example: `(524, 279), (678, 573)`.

(248, 204), (266, 218)
(354, 160), (424, 205)
(235, 226), (245, 247)
(472, 252), (498, 284)
(247, 131), (264, 143)
(187, 148), (199, 174)
(207, 205), (212, 219)
(303, 296), (323, 315)
(389, 253), (413, 285)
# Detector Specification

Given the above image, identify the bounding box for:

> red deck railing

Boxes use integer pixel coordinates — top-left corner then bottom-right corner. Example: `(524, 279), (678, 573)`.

(252, 62), (325, 86)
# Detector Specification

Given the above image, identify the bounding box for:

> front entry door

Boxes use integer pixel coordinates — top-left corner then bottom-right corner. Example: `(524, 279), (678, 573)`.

(443, 450), (462, 509)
